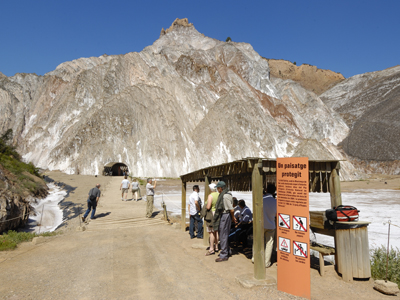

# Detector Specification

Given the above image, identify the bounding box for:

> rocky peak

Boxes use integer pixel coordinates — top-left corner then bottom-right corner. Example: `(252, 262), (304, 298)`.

(0, 72), (6, 79)
(160, 18), (194, 37)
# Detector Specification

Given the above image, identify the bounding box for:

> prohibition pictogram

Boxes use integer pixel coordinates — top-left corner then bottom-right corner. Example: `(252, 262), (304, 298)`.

(293, 241), (308, 258)
(278, 213), (290, 229)
(293, 215), (307, 232)
(279, 237), (291, 253)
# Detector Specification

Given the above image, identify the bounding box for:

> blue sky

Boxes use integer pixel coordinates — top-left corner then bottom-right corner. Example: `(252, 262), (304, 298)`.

(1, 0), (399, 78)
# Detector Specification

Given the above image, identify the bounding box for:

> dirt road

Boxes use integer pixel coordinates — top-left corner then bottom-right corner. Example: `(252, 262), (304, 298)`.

(0, 175), (397, 299)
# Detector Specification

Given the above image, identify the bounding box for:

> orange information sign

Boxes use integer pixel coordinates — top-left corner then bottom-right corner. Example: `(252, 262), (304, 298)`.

(277, 157), (310, 299)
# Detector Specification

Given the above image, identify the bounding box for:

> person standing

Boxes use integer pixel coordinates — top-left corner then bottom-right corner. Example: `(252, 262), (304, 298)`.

(120, 176), (130, 201)
(82, 184), (101, 221)
(263, 184), (277, 268)
(204, 183), (219, 255)
(188, 185), (203, 239)
(146, 178), (156, 218)
(213, 181), (237, 262)
(131, 178), (139, 201)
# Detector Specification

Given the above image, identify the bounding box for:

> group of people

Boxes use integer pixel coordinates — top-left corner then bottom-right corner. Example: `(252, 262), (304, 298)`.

(121, 176), (158, 219)
(188, 180), (277, 267)
(82, 177), (277, 268)
(120, 176), (141, 201)
(82, 177), (158, 222)
(120, 176), (157, 218)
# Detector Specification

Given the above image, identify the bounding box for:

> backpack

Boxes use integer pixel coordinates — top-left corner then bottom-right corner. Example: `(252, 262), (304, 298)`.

(89, 188), (97, 201)
(326, 205), (359, 222)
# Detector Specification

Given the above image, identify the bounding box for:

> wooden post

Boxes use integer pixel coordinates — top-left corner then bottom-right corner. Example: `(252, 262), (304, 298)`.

(330, 162), (345, 278)
(203, 176), (211, 246)
(251, 159), (265, 280)
(181, 181), (187, 231)
(330, 162), (342, 208)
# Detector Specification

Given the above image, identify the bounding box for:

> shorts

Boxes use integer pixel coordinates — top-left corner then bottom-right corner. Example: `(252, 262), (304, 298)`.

(132, 188), (138, 192)
(122, 188), (129, 194)
(207, 226), (215, 233)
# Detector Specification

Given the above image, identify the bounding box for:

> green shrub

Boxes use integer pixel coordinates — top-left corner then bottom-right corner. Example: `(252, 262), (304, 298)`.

(0, 230), (59, 251)
(0, 128), (44, 196)
(370, 245), (400, 286)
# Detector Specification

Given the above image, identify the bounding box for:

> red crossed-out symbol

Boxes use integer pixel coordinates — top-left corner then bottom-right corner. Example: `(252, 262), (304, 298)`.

(279, 214), (290, 229)
(293, 241), (307, 258)
(293, 216), (307, 232)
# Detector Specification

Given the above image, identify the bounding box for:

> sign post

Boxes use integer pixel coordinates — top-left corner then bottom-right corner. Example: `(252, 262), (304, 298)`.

(277, 157), (310, 299)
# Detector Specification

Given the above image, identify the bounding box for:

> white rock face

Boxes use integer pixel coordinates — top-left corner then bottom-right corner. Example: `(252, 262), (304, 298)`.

(321, 66), (400, 161)
(0, 20), (356, 179)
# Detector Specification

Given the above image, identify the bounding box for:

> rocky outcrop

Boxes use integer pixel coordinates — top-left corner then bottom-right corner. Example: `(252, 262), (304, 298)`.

(266, 59), (345, 95)
(320, 66), (400, 162)
(0, 18), (359, 179)
(160, 18), (193, 37)
(0, 167), (35, 233)
(0, 188), (31, 233)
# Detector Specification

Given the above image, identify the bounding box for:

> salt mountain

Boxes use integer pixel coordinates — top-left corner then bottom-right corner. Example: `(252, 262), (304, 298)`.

(1, 18), (384, 180)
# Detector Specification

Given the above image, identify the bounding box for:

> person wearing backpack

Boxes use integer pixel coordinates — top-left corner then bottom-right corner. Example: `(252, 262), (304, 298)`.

(82, 184), (101, 221)
(214, 181), (237, 262)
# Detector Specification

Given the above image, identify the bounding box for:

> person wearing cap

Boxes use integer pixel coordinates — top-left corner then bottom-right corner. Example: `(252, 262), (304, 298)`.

(204, 183), (219, 255)
(188, 185), (203, 239)
(213, 181), (237, 262)
(82, 183), (101, 222)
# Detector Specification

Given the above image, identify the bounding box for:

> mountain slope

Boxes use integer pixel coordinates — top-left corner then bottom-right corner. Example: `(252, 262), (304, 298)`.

(266, 59), (345, 95)
(320, 66), (400, 161)
(0, 18), (356, 178)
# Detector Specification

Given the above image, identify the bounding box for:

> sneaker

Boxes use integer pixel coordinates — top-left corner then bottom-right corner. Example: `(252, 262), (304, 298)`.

(215, 257), (228, 262)
(82, 216), (85, 222)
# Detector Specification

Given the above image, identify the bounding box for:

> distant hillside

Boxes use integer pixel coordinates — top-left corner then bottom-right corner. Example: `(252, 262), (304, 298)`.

(320, 66), (400, 171)
(265, 58), (345, 95)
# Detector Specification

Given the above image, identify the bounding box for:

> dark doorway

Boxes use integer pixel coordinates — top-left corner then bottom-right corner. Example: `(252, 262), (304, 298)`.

(103, 163), (129, 176)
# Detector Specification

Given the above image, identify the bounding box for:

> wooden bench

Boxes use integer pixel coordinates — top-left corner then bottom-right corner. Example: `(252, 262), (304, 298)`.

(310, 244), (335, 276)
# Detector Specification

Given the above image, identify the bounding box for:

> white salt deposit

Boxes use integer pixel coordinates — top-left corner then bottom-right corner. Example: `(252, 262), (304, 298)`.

(28, 183), (66, 233)
(154, 188), (400, 250)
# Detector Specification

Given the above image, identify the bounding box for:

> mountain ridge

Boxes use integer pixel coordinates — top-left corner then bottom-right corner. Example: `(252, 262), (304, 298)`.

(2, 18), (393, 179)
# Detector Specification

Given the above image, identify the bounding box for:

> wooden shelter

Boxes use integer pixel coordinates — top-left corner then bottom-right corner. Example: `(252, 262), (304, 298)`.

(102, 162), (129, 176)
(180, 157), (370, 282)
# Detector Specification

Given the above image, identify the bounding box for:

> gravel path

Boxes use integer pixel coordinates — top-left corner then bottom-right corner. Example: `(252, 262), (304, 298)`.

(0, 175), (396, 299)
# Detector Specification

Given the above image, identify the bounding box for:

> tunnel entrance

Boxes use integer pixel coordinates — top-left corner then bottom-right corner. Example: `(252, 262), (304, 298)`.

(103, 162), (129, 176)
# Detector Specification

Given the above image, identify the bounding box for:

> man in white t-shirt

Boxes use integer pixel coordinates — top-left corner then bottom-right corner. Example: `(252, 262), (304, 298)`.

(188, 185), (203, 239)
(120, 176), (130, 201)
